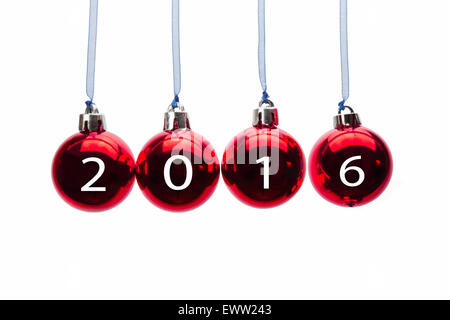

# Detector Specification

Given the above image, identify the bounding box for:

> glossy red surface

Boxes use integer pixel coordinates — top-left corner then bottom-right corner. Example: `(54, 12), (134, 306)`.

(52, 131), (135, 212)
(222, 126), (305, 208)
(136, 129), (220, 212)
(309, 125), (393, 207)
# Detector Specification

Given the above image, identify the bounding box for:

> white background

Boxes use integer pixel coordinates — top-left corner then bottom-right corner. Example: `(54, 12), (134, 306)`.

(0, 0), (449, 299)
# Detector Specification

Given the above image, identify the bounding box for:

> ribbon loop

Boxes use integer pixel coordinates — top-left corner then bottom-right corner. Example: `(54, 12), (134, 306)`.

(339, 0), (349, 110)
(86, 0), (98, 103)
(171, 0), (181, 108)
(258, 0), (269, 102)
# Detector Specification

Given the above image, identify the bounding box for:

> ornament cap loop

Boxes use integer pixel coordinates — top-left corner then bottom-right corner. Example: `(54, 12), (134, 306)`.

(333, 106), (361, 129)
(164, 105), (190, 131)
(79, 103), (107, 132)
(253, 99), (279, 127)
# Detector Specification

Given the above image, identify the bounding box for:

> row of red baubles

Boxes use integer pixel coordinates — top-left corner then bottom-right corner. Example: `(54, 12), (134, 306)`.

(52, 102), (392, 211)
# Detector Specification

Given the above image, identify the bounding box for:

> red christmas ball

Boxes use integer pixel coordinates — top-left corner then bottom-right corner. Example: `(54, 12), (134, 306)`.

(222, 125), (305, 208)
(309, 111), (392, 207)
(52, 131), (135, 211)
(136, 129), (220, 212)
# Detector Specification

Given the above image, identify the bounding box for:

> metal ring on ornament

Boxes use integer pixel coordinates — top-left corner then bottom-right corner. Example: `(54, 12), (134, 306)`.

(334, 105), (361, 129)
(259, 99), (275, 108)
(164, 103), (190, 131)
(254, 99), (278, 127)
(337, 105), (355, 114)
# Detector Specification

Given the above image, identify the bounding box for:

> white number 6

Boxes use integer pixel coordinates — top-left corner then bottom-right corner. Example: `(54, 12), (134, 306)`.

(340, 155), (365, 187)
(81, 157), (106, 192)
(164, 155), (193, 191)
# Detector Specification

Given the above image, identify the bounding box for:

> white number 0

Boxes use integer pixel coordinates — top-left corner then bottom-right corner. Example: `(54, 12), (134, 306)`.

(339, 155), (365, 187)
(81, 157), (106, 192)
(164, 155), (193, 191)
(256, 156), (270, 189)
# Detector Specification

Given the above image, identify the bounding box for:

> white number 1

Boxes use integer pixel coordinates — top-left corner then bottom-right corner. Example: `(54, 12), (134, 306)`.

(81, 157), (106, 192)
(256, 156), (270, 189)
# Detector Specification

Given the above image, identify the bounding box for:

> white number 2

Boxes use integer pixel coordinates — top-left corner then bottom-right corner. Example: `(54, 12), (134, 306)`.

(164, 155), (193, 191)
(256, 156), (270, 189)
(81, 157), (106, 192)
(340, 155), (365, 187)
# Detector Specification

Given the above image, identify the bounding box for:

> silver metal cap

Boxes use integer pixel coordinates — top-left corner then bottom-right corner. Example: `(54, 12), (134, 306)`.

(79, 104), (107, 132)
(252, 100), (279, 127)
(164, 105), (190, 131)
(333, 106), (361, 129)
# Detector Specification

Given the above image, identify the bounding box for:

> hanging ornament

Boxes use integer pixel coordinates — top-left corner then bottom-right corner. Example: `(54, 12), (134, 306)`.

(136, 0), (220, 211)
(52, 0), (135, 211)
(309, 0), (392, 207)
(221, 0), (305, 208)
